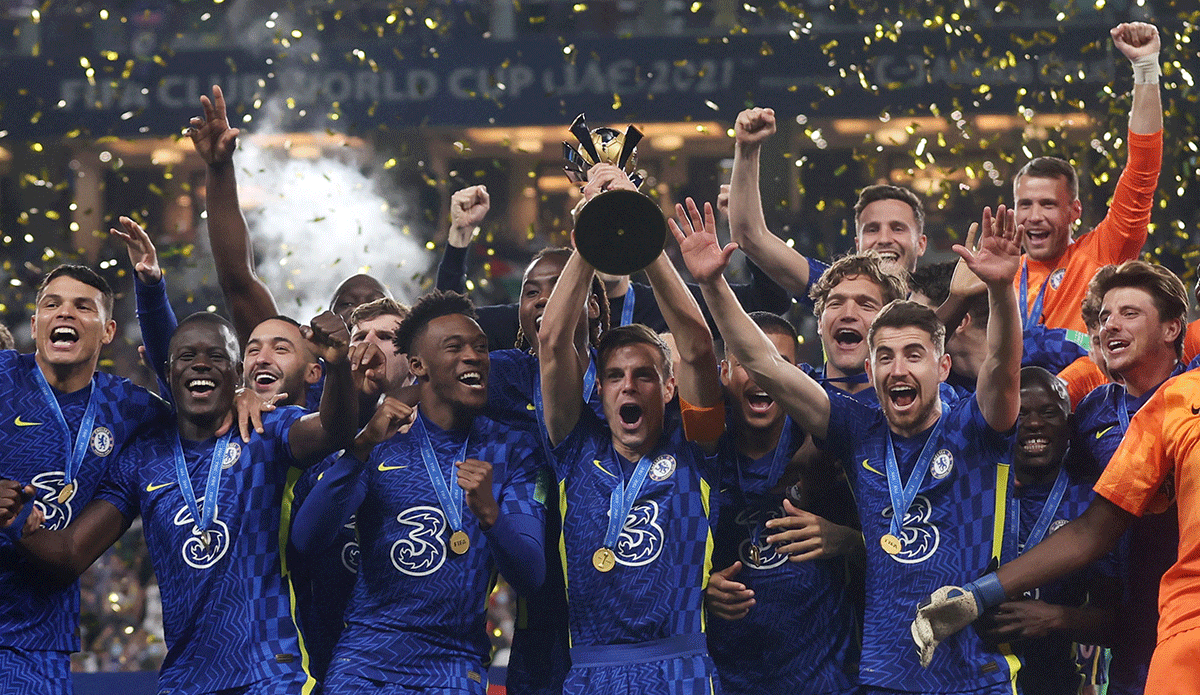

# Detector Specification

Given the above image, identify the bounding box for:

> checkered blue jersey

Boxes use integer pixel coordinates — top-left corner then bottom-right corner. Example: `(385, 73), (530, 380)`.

(552, 408), (719, 648)
(487, 349), (599, 693)
(288, 453), (359, 682)
(95, 406), (311, 694)
(329, 411), (544, 689)
(0, 350), (169, 652)
(1013, 472), (1118, 695)
(708, 416), (859, 695)
(822, 386), (1019, 692)
(1072, 367), (1184, 692)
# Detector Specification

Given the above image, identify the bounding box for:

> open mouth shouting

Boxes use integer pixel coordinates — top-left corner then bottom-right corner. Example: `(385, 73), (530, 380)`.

(1023, 227), (1052, 249)
(49, 326), (80, 349)
(1019, 435), (1052, 457)
(874, 249), (900, 264)
(1104, 336), (1130, 358)
(745, 389), (774, 414)
(251, 369), (280, 392)
(834, 327), (864, 348)
(887, 383), (919, 410)
(618, 402), (644, 430)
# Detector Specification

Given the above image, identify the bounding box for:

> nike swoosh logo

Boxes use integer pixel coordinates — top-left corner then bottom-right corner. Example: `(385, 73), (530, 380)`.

(14, 416), (43, 427)
(377, 463), (407, 472)
(861, 459), (884, 476)
(146, 482), (175, 492)
(1096, 426), (1115, 439)
(592, 459), (617, 478)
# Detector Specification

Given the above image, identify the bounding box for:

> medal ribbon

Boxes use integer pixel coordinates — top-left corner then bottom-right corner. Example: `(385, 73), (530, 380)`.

(619, 287), (635, 327)
(1019, 465), (1070, 552)
(883, 416), (947, 542)
(172, 429), (234, 534)
(1019, 261), (1052, 330)
(414, 413), (471, 536)
(602, 448), (655, 551)
(32, 364), (99, 490)
(735, 417), (795, 553)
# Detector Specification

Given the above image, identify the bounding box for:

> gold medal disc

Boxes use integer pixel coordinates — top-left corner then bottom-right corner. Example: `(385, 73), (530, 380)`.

(880, 533), (902, 555)
(592, 547), (616, 573)
(749, 544), (761, 566)
(449, 530), (471, 555)
(57, 482), (74, 504)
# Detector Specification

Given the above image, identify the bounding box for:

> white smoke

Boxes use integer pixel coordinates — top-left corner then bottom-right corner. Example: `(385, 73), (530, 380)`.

(232, 137), (428, 320)
(212, 1), (430, 321)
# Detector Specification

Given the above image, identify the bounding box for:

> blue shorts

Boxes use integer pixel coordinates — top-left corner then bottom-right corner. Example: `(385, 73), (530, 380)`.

(563, 634), (719, 695)
(181, 670), (315, 695)
(0, 647), (71, 695)
(321, 671), (478, 694)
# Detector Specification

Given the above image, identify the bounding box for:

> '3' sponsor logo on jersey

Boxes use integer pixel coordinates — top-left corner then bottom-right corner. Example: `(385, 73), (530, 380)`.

(881, 494), (939, 564)
(391, 506), (448, 577)
(30, 471), (74, 530)
(172, 503), (230, 569)
(613, 500), (664, 567)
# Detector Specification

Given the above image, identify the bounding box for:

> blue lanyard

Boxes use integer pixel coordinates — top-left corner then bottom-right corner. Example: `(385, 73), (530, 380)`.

(414, 413), (470, 534)
(32, 363), (99, 489)
(172, 429), (234, 535)
(884, 415), (946, 540)
(603, 448), (655, 550)
(735, 416), (795, 550)
(1019, 261), (1051, 329)
(1018, 466), (1070, 552)
(619, 286), (635, 327)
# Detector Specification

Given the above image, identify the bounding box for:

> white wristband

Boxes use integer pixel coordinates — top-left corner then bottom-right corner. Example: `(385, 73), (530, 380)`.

(1131, 52), (1161, 84)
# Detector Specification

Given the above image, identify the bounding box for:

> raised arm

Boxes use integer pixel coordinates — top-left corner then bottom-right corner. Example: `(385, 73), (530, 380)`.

(436, 185), (490, 294)
(728, 107), (813, 297)
(672, 200), (831, 440)
(1097, 23), (1163, 261)
(187, 85), (278, 344)
(110, 216), (176, 394)
(1116, 22), (1162, 136)
(287, 311), (360, 462)
(652, 200), (724, 410)
(958, 206), (1023, 431)
(538, 249), (593, 447)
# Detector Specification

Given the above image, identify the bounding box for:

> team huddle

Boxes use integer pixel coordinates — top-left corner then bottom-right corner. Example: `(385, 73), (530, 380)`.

(1, 19), (1192, 695)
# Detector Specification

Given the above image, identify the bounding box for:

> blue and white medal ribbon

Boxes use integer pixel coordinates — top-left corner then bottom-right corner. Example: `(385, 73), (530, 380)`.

(32, 365), (99, 504)
(735, 418), (795, 566)
(881, 416), (946, 556)
(414, 414), (472, 555)
(1018, 466), (1070, 553)
(1019, 262), (1051, 330)
(594, 448), (655, 572)
(618, 286), (635, 327)
(173, 429), (234, 548)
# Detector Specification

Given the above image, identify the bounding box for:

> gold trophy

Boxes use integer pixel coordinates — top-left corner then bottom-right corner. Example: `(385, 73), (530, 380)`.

(564, 114), (667, 276)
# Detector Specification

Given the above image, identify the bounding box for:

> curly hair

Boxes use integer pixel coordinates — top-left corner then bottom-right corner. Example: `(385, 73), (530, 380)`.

(809, 251), (909, 319)
(393, 290), (478, 356)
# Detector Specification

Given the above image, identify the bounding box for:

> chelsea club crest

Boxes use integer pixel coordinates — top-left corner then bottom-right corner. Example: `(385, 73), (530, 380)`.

(221, 442), (242, 469)
(930, 449), (954, 480)
(648, 454), (676, 481)
(90, 426), (114, 457)
(1049, 268), (1066, 290)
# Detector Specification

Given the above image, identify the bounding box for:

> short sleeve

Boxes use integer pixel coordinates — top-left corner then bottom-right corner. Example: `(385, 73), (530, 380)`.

(271, 405), (309, 468)
(550, 408), (604, 482)
(94, 441), (144, 522)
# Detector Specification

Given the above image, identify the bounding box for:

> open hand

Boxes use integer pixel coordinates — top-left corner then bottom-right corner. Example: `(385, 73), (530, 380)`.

(109, 216), (162, 284)
(668, 197), (737, 284)
(953, 206), (1022, 289)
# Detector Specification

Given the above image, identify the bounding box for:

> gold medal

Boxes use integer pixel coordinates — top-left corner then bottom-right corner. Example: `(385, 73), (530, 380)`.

(57, 482), (74, 504)
(199, 529), (211, 550)
(749, 544), (761, 566)
(592, 547), (616, 573)
(449, 530), (471, 555)
(880, 533), (902, 555)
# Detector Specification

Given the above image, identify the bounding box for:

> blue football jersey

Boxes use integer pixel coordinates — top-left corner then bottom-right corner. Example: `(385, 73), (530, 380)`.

(0, 350), (169, 652)
(327, 411), (543, 691)
(1012, 473), (1118, 695)
(287, 454), (359, 682)
(488, 348), (601, 694)
(708, 417), (859, 695)
(822, 386), (1019, 692)
(95, 406), (312, 694)
(552, 408), (719, 649)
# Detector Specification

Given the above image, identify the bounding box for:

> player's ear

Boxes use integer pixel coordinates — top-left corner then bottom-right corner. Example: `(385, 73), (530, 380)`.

(408, 354), (426, 378)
